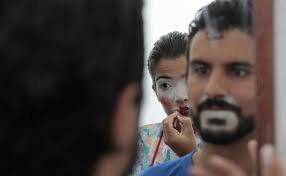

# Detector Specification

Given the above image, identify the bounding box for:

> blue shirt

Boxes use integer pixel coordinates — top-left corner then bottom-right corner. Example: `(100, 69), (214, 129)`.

(141, 151), (195, 176)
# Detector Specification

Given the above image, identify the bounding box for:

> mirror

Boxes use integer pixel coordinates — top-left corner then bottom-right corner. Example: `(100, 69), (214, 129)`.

(136, 0), (286, 175)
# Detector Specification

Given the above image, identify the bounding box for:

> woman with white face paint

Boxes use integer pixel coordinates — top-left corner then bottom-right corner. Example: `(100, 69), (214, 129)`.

(155, 54), (199, 153)
(130, 32), (202, 176)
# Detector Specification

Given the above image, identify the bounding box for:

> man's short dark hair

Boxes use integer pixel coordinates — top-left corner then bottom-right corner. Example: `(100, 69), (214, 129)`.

(186, 0), (253, 60)
(0, 0), (143, 175)
(147, 31), (188, 83)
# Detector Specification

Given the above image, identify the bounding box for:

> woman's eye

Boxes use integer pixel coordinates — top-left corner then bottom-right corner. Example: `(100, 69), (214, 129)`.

(160, 83), (171, 90)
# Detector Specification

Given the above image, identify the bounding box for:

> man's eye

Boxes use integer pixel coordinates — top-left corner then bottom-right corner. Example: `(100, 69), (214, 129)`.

(192, 66), (209, 75)
(160, 83), (171, 90)
(231, 68), (250, 77)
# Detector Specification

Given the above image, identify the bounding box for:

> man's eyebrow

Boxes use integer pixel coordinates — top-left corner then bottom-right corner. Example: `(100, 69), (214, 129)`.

(181, 73), (187, 78)
(155, 75), (172, 81)
(189, 59), (209, 66)
(226, 61), (254, 68)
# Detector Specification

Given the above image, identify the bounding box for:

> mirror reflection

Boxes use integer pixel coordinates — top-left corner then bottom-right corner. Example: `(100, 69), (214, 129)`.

(134, 1), (279, 176)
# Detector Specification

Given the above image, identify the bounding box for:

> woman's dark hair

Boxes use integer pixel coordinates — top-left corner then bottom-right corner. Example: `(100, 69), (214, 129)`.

(147, 31), (188, 82)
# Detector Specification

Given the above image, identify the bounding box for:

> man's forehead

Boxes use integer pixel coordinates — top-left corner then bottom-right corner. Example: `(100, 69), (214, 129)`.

(189, 29), (255, 64)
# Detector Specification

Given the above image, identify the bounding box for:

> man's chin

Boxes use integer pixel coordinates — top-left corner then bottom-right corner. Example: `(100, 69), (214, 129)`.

(192, 109), (255, 145)
(199, 130), (246, 145)
(199, 122), (255, 145)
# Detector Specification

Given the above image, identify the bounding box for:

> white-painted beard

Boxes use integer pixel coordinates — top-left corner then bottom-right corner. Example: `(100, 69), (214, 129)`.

(200, 110), (239, 134)
(191, 96), (255, 145)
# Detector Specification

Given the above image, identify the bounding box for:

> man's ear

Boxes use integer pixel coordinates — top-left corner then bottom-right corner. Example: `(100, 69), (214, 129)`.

(111, 83), (140, 150)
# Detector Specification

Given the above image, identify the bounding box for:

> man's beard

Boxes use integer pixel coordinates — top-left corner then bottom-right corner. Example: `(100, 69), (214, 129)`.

(190, 96), (255, 145)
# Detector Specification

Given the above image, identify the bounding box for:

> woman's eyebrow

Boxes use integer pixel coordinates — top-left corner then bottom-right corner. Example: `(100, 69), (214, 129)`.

(155, 75), (172, 81)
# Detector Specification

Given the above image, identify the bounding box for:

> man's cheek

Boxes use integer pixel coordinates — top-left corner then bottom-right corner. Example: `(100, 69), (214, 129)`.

(239, 95), (255, 115)
(242, 103), (256, 118)
(188, 94), (199, 111)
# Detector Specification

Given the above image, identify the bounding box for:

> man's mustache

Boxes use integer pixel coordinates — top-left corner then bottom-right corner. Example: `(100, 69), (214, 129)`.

(197, 97), (241, 114)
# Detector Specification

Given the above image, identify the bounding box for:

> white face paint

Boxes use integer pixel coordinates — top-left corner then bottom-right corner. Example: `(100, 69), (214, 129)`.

(155, 77), (189, 114)
(200, 110), (239, 133)
(156, 78), (176, 100)
(154, 56), (189, 115)
(192, 94), (254, 144)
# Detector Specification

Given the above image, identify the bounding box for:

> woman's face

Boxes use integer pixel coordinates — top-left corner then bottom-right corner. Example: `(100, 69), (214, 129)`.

(154, 55), (190, 115)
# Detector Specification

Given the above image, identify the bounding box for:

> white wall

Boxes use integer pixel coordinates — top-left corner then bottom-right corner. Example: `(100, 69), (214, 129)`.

(140, 0), (214, 126)
(274, 0), (286, 168)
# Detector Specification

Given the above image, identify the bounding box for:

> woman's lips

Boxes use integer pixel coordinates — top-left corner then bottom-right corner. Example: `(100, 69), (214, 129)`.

(173, 107), (189, 132)
(178, 106), (189, 116)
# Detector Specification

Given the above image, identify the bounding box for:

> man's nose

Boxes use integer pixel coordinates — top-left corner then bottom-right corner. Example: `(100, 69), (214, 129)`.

(204, 70), (228, 99)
